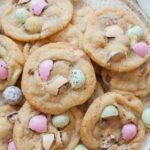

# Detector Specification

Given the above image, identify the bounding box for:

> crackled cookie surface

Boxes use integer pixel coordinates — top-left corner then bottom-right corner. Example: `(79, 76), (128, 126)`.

(23, 24), (83, 60)
(0, 35), (24, 91)
(2, 0), (73, 42)
(14, 102), (83, 150)
(83, 7), (150, 72)
(101, 61), (150, 97)
(22, 43), (96, 114)
(80, 92), (145, 149)
(0, 105), (18, 150)
(71, 3), (94, 33)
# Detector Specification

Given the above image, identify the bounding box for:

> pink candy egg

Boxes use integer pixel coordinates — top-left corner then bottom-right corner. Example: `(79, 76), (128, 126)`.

(29, 0), (48, 15)
(0, 59), (8, 80)
(132, 42), (150, 57)
(39, 60), (53, 81)
(122, 123), (137, 141)
(8, 140), (16, 150)
(28, 115), (47, 133)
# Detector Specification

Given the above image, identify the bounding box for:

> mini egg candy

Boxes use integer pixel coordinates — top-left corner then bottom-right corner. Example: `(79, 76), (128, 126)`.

(8, 140), (16, 150)
(70, 69), (86, 89)
(127, 26), (144, 40)
(121, 123), (137, 141)
(29, 0), (48, 16)
(74, 144), (88, 150)
(38, 60), (53, 81)
(28, 115), (47, 133)
(14, 8), (30, 23)
(101, 105), (119, 119)
(142, 108), (150, 128)
(52, 114), (70, 128)
(132, 42), (150, 57)
(0, 59), (8, 80)
(2, 86), (23, 105)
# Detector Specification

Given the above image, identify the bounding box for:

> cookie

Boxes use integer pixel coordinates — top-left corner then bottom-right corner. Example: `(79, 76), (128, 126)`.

(80, 92), (145, 149)
(49, 24), (83, 49)
(83, 7), (150, 72)
(0, 35), (25, 91)
(71, 4), (94, 33)
(85, 0), (129, 10)
(14, 102), (83, 150)
(2, 0), (73, 42)
(71, 0), (129, 34)
(23, 24), (83, 60)
(22, 42), (96, 114)
(0, 0), (11, 33)
(23, 39), (49, 61)
(101, 61), (150, 97)
(0, 105), (18, 150)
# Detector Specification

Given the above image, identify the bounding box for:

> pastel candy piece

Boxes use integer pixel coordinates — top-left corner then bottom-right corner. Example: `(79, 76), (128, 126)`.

(132, 42), (150, 57)
(8, 140), (16, 150)
(101, 105), (119, 118)
(142, 108), (150, 128)
(127, 26), (144, 40)
(2, 86), (23, 105)
(122, 123), (137, 141)
(105, 25), (124, 38)
(52, 114), (70, 128)
(39, 60), (53, 81)
(0, 59), (8, 80)
(70, 69), (86, 89)
(14, 8), (30, 23)
(28, 115), (47, 133)
(74, 144), (88, 150)
(29, 0), (48, 16)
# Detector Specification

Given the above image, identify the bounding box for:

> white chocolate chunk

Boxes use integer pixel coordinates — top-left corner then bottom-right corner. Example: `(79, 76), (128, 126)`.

(105, 25), (124, 38)
(45, 75), (68, 95)
(107, 51), (126, 62)
(42, 134), (55, 150)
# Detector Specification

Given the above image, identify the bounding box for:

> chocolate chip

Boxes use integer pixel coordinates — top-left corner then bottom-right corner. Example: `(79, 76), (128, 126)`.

(28, 69), (34, 75)
(105, 75), (111, 83)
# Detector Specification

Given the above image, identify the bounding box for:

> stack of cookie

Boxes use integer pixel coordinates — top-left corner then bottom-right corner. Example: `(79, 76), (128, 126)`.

(0, 0), (150, 149)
